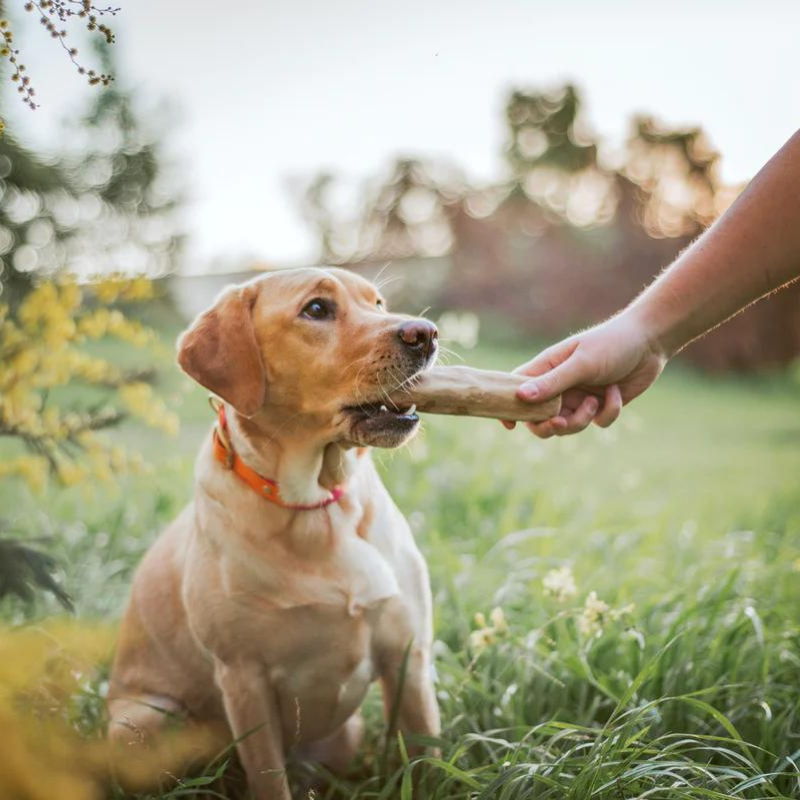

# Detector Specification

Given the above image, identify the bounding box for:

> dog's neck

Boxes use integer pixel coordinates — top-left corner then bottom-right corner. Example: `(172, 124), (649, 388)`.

(225, 404), (358, 507)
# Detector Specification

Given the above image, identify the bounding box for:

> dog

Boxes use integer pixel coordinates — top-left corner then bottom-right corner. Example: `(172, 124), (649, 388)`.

(107, 267), (441, 799)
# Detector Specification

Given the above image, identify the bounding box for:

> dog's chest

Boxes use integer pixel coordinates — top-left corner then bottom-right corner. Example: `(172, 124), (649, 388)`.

(261, 601), (386, 740)
(188, 492), (428, 741)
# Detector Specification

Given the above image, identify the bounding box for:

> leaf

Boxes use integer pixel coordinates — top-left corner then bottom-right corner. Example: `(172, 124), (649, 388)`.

(0, 536), (73, 611)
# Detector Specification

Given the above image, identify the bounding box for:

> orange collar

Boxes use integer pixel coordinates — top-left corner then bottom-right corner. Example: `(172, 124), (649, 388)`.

(210, 399), (345, 511)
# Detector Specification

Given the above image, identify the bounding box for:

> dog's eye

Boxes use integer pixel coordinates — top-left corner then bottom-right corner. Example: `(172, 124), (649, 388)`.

(301, 298), (334, 320)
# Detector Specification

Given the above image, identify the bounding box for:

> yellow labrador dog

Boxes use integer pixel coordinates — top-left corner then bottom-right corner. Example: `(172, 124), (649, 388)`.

(107, 268), (441, 799)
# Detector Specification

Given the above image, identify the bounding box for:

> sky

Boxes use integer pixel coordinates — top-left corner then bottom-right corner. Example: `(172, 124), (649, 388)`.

(5, 0), (800, 272)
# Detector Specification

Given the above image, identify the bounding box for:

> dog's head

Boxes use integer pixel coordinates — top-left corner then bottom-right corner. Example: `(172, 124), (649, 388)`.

(177, 267), (437, 448)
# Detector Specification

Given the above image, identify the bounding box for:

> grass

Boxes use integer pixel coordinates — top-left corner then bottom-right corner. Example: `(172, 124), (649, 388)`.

(1, 328), (799, 799)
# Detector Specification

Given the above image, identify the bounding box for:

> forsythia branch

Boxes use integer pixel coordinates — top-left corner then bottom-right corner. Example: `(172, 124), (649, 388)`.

(0, 276), (178, 491)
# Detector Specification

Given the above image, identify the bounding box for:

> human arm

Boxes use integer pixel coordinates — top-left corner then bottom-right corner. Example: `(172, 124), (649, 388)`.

(511, 128), (800, 437)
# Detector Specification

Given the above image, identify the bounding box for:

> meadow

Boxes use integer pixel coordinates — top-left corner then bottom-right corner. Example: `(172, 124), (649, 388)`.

(1, 319), (799, 800)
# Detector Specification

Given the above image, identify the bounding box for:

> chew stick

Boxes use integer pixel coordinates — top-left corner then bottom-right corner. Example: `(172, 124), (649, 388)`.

(389, 365), (562, 423)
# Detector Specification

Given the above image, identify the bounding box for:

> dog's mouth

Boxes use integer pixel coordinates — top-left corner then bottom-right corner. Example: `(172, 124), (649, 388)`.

(342, 398), (419, 448)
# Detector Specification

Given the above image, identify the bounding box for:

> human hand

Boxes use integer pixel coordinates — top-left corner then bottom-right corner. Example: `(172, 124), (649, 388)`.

(505, 311), (668, 437)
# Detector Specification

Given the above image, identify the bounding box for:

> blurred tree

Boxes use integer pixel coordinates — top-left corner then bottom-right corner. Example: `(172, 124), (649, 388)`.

(298, 172), (338, 263)
(355, 158), (458, 261)
(300, 157), (462, 264)
(0, 130), (76, 305)
(504, 84), (598, 180)
(0, 39), (183, 304)
(0, 37), (182, 608)
(622, 115), (720, 237)
(65, 39), (184, 277)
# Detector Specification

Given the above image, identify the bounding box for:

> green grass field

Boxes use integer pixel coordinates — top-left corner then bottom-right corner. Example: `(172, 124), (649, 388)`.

(2, 328), (800, 799)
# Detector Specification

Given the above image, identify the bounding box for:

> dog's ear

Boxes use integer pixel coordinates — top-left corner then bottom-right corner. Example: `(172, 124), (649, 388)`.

(177, 284), (266, 417)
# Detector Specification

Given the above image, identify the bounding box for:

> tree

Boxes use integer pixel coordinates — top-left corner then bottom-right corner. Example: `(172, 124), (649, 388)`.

(504, 84), (598, 180)
(0, 0), (119, 127)
(0, 39), (183, 304)
(65, 39), (184, 278)
(0, 131), (76, 305)
(300, 158), (462, 264)
(622, 115), (720, 237)
(0, 39), (182, 608)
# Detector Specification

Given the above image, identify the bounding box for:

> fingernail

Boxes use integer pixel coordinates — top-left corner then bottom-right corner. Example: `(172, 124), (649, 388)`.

(519, 382), (539, 400)
(587, 398), (599, 414)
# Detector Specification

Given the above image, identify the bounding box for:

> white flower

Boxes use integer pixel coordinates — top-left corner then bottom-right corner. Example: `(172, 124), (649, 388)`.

(543, 566), (578, 603)
(470, 607), (509, 653)
(489, 606), (508, 631)
(577, 591), (610, 637)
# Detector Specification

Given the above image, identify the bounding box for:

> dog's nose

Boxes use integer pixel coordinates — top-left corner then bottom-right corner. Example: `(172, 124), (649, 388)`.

(398, 319), (438, 357)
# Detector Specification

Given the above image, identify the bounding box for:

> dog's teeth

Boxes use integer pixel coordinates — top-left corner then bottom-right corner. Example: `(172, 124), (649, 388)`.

(407, 404), (416, 415)
(380, 404), (388, 413)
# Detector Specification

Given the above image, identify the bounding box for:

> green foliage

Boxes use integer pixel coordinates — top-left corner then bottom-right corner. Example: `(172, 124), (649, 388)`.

(0, 38), (182, 306)
(68, 39), (184, 278)
(0, 534), (72, 610)
(505, 84), (598, 178)
(0, 131), (74, 304)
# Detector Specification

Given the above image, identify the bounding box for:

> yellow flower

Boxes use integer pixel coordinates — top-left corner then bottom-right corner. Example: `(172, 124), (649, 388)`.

(119, 382), (179, 436)
(0, 455), (49, 493)
(0, 277), (175, 491)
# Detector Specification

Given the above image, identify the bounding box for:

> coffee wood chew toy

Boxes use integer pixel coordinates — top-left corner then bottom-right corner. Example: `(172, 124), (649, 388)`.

(389, 365), (562, 423)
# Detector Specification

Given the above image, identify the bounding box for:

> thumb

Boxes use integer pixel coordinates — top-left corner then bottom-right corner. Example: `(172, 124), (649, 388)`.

(517, 354), (587, 402)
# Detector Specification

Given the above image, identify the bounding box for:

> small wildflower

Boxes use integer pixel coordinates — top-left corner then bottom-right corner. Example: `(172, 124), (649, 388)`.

(577, 591), (610, 637)
(543, 566), (578, 603)
(610, 603), (636, 621)
(470, 607), (509, 653)
(489, 606), (508, 631)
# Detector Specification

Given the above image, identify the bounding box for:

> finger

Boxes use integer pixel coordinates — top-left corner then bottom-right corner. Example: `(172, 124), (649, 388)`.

(594, 384), (622, 428)
(554, 395), (599, 436)
(513, 338), (578, 378)
(501, 420), (517, 430)
(524, 416), (568, 439)
(517, 351), (588, 403)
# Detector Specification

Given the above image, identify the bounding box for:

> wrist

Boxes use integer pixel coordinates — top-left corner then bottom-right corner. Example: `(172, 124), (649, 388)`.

(620, 295), (683, 361)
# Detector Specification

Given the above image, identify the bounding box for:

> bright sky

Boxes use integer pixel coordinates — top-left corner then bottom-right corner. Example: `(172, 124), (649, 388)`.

(6, 0), (800, 271)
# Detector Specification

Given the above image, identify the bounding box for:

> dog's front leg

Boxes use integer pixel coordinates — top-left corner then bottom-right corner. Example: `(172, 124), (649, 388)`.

(214, 659), (290, 800)
(379, 641), (441, 755)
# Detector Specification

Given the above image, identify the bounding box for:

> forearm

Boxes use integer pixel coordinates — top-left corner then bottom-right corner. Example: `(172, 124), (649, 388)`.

(628, 129), (800, 357)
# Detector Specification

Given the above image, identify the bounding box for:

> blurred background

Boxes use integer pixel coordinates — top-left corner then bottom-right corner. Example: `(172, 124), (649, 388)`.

(1, 3), (800, 798)
(2, 0), (800, 369)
